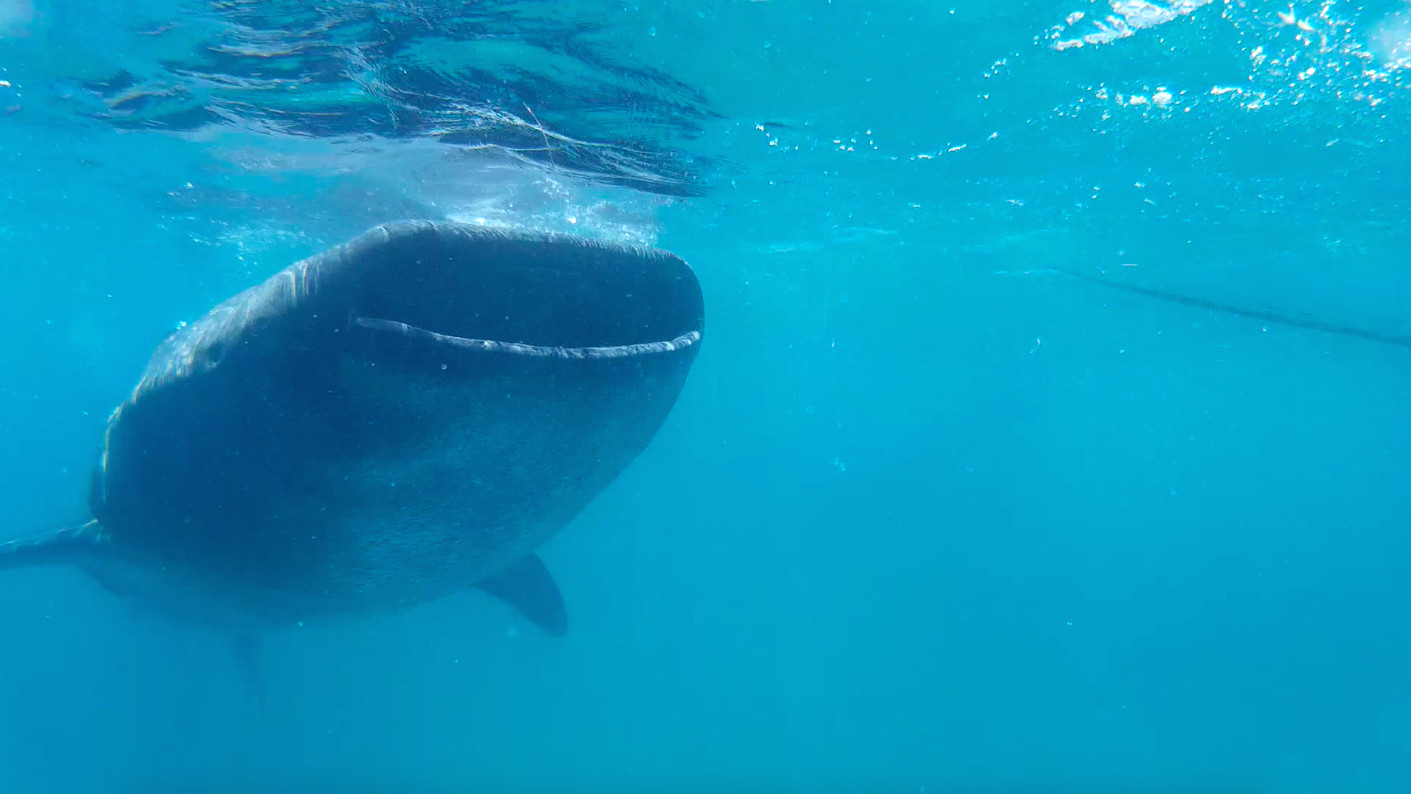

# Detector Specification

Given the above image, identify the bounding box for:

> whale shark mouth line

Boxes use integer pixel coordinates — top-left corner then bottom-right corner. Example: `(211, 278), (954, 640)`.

(352, 316), (702, 360)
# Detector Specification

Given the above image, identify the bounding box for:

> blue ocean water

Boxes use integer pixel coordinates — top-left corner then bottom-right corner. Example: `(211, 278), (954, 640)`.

(2, 0), (1410, 791)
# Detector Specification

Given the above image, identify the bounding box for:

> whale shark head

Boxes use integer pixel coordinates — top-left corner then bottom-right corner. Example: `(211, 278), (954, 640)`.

(130, 220), (704, 399)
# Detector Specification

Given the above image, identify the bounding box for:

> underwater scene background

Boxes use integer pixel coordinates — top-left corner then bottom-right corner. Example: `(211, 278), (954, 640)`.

(2, 0), (1410, 791)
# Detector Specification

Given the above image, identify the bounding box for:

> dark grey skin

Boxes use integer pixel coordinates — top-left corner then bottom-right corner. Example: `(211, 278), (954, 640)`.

(0, 220), (704, 665)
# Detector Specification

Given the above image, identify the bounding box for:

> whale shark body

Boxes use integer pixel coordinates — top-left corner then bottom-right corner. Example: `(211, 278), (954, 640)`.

(0, 220), (704, 662)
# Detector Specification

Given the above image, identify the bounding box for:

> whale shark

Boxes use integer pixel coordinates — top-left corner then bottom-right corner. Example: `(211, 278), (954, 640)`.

(0, 220), (704, 673)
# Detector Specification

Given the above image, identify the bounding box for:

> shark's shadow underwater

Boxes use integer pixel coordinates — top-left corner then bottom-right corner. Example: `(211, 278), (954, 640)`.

(1, 220), (705, 692)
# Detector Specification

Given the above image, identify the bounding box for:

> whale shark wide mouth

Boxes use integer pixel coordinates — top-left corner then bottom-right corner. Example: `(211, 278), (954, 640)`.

(341, 223), (704, 362)
(349, 316), (700, 360)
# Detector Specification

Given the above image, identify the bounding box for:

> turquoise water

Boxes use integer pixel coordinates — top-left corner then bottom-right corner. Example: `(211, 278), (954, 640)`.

(2, 1), (1410, 791)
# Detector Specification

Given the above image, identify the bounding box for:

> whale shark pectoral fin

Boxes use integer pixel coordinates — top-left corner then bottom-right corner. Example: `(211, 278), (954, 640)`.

(0, 520), (106, 572)
(474, 552), (568, 637)
(232, 634), (267, 712)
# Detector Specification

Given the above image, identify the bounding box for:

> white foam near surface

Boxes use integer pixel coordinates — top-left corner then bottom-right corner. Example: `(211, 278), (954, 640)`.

(1050, 0), (1213, 50)
(1369, 8), (1411, 69)
(189, 131), (666, 266)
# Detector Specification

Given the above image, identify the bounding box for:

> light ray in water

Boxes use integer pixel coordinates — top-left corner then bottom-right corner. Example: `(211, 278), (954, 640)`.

(1047, 266), (1411, 349)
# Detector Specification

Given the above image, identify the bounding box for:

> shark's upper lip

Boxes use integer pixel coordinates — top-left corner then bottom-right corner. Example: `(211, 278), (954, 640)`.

(344, 221), (705, 354)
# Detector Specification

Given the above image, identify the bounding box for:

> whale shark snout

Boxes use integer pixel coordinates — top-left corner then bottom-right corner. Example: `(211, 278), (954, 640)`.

(341, 222), (704, 357)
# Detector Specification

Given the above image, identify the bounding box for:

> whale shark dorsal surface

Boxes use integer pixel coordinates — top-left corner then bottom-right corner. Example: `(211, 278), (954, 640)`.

(1, 221), (705, 644)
